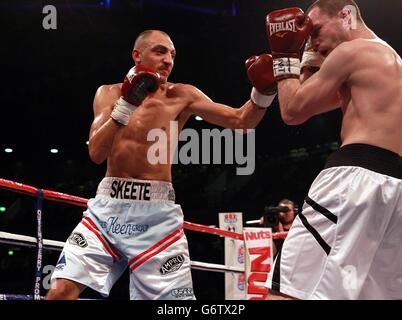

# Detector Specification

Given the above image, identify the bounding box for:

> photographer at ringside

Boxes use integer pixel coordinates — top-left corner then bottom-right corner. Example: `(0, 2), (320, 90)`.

(262, 199), (298, 257)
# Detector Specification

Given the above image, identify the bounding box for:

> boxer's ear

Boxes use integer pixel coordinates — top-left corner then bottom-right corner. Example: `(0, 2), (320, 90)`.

(339, 5), (357, 30)
(132, 49), (141, 65)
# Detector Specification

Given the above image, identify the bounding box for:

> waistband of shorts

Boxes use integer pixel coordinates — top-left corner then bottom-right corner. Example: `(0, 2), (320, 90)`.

(96, 177), (176, 202)
(324, 143), (402, 179)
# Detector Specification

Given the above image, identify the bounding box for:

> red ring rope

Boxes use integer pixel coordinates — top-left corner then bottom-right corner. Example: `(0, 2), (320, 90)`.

(0, 178), (287, 240)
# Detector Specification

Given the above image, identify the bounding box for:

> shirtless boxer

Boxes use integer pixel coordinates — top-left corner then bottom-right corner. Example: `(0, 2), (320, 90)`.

(264, 0), (402, 299)
(46, 30), (277, 300)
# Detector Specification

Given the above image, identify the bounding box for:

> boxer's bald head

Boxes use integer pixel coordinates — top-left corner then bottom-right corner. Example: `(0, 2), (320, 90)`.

(133, 30), (172, 50)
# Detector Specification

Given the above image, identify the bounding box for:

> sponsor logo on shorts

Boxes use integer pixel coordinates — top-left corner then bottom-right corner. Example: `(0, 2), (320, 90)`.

(68, 232), (88, 248)
(168, 189), (175, 202)
(110, 180), (151, 200)
(170, 287), (193, 298)
(160, 254), (185, 275)
(55, 254), (66, 271)
(104, 217), (149, 235)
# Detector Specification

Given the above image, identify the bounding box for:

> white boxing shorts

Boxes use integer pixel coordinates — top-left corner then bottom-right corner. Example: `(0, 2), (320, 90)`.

(265, 144), (402, 299)
(51, 177), (195, 300)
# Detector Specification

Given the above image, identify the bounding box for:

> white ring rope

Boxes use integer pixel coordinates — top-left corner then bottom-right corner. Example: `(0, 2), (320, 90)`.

(0, 231), (64, 250)
(0, 231), (244, 274)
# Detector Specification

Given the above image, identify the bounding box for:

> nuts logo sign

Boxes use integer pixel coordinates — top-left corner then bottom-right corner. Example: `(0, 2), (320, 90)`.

(243, 227), (273, 300)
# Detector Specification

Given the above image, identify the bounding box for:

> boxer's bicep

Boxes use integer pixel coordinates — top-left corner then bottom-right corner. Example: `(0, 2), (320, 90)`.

(283, 45), (352, 124)
(187, 86), (242, 129)
(299, 68), (343, 111)
(190, 100), (243, 129)
(301, 45), (351, 109)
(90, 85), (120, 137)
(88, 85), (122, 164)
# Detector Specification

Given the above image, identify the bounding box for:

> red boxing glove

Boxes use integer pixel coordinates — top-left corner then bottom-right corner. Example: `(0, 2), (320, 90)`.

(121, 64), (160, 106)
(245, 54), (277, 108)
(111, 65), (161, 125)
(266, 7), (312, 80)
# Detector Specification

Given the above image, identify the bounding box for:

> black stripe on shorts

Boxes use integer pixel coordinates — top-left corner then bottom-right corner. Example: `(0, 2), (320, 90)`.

(298, 212), (331, 256)
(300, 196), (338, 255)
(271, 246), (282, 292)
(305, 196), (338, 224)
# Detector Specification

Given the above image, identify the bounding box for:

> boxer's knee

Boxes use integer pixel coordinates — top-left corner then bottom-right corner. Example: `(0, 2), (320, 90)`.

(46, 279), (84, 300)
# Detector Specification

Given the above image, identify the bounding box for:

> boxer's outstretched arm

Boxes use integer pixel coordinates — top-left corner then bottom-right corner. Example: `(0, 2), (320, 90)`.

(88, 85), (122, 164)
(278, 43), (353, 125)
(187, 85), (266, 130)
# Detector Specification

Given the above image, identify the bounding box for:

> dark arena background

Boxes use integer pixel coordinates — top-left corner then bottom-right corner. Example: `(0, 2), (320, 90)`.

(0, 0), (401, 300)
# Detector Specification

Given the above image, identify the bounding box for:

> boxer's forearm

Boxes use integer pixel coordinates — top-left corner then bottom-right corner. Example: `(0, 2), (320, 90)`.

(237, 100), (267, 130)
(277, 79), (308, 125)
(88, 118), (121, 164)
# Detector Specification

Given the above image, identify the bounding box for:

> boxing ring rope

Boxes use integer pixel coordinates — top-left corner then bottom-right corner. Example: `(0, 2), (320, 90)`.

(0, 178), (287, 300)
(0, 231), (65, 250)
(0, 231), (245, 273)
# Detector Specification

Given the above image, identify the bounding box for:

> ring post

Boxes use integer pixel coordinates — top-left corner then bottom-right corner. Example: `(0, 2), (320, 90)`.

(33, 189), (44, 300)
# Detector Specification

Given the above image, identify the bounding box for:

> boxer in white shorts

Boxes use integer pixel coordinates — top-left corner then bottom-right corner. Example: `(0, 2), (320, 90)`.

(46, 29), (273, 300)
(264, 0), (402, 299)
(266, 144), (402, 299)
(51, 177), (194, 300)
